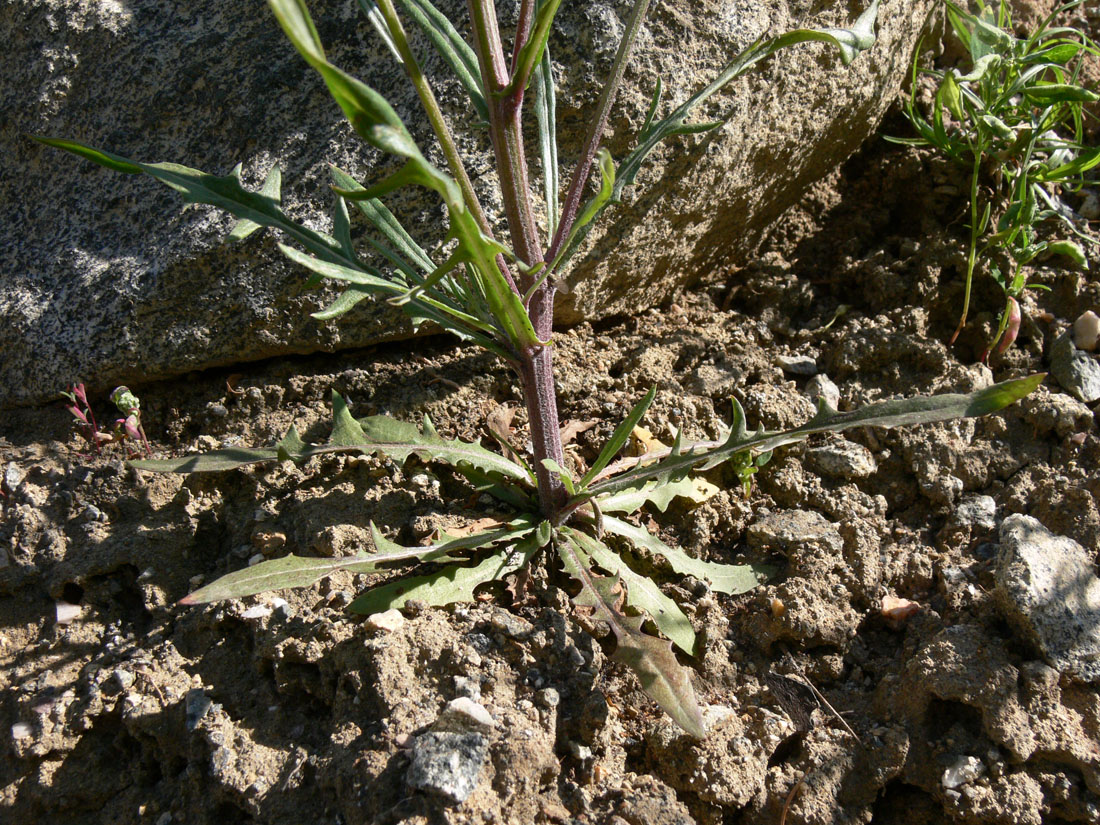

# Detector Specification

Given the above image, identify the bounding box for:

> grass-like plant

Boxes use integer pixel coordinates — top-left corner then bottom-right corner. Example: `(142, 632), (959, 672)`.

(38, 0), (1041, 737)
(893, 0), (1099, 356)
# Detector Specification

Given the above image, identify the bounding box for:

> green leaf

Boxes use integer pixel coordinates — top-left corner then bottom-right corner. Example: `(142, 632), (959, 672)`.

(348, 525), (548, 613)
(1046, 240), (1087, 266)
(591, 376), (1044, 498)
(228, 164), (283, 241)
(180, 536), (459, 605)
(134, 392), (533, 489)
(35, 137), (346, 265)
(602, 515), (771, 596)
(1023, 82), (1100, 105)
(532, 14), (560, 238)
(390, 0), (489, 123)
(596, 476), (703, 515)
(566, 528), (696, 655)
(557, 532), (705, 738)
(506, 0), (564, 96)
(580, 386), (656, 488)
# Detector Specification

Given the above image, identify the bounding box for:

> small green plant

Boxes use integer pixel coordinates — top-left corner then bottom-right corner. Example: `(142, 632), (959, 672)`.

(39, 0), (1040, 737)
(893, 0), (1100, 356)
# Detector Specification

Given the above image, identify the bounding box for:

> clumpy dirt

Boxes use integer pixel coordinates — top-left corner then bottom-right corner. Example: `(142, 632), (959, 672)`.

(3, 100), (1100, 825)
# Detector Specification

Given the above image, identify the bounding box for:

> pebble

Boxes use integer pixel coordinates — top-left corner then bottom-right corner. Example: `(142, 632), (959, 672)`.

(994, 515), (1100, 681)
(11, 722), (32, 741)
(55, 601), (82, 626)
(1050, 331), (1100, 403)
(241, 604), (272, 620)
(1078, 190), (1100, 220)
(247, 553), (265, 567)
(207, 403), (229, 418)
(434, 697), (496, 734)
(953, 495), (997, 531)
(746, 509), (842, 552)
(942, 755), (986, 789)
(490, 608), (533, 639)
(271, 598), (292, 621)
(3, 463), (25, 493)
(406, 731), (488, 804)
(774, 354), (818, 376)
(805, 440), (877, 479)
(185, 689), (214, 732)
(453, 676), (481, 700)
(366, 609), (405, 633)
(804, 373), (840, 409)
(113, 669), (135, 690)
(1074, 310), (1099, 351)
(535, 688), (560, 709)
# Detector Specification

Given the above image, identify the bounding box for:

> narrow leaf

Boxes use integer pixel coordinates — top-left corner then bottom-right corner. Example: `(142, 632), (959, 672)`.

(558, 531), (706, 738)
(229, 164), (283, 241)
(580, 386), (656, 488)
(349, 526), (547, 613)
(567, 528), (696, 655)
(603, 515), (771, 595)
(506, 0), (564, 95)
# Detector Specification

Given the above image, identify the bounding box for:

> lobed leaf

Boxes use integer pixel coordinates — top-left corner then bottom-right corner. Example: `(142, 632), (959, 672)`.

(565, 528), (696, 654)
(591, 375), (1044, 499)
(348, 524), (549, 613)
(602, 515), (771, 595)
(557, 531), (705, 738)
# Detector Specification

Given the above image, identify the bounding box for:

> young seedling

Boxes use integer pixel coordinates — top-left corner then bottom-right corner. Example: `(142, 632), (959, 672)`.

(61, 383), (154, 458)
(39, 0), (1041, 737)
(893, 0), (1100, 355)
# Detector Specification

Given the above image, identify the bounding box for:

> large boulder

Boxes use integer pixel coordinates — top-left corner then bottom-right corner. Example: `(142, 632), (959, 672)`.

(1, 0), (932, 409)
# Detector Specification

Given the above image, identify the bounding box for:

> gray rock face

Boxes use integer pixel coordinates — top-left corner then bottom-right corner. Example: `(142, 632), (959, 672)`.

(3, 0), (933, 408)
(1051, 332), (1100, 403)
(994, 514), (1100, 683)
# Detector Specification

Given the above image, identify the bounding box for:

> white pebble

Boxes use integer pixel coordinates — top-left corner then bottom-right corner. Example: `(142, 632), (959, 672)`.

(1074, 310), (1099, 352)
(366, 608), (405, 632)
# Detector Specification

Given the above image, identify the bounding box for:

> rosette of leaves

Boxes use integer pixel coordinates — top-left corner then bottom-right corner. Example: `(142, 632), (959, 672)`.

(39, 0), (1043, 736)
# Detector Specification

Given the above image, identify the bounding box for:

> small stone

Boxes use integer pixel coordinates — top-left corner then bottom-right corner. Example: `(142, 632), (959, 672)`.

(113, 669), (135, 690)
(271, 598), (292, 621)
(805, 440), (876, 479)
(241, 604), (272, 620)
(774, 354), (817, 376)
(490, 608), (533, 639)
(1078, 190), (1100, 220)
(251, 530), (286, 555)
(207, 403), (229, 418)
(953, 495), (997, 531)
(942, 755), (985, 789)
(11, 722), (32, 741)
(1074, 310), (1099, 352)
(435, 697), (496, 734)
(185, 689), (213, 732)
(804, 373), (840, 409)
(406, 731), (488, 804)
(156, 814), (172, 825)
(1050, 331), (1100, 403)
(3, 463), (25, 493)
(453, 676), (481, 700)
(56, 601), (82, 626)
(536, 688), (560, 709)
(247, 553), (265, 567)
(746, 510), (842, 553)
(366, 609), (405, 633)
(995, 515), (1100, 681)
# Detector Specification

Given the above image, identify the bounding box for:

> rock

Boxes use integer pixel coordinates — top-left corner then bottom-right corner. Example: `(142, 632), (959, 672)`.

(365, 608), (405, 633)
(3, 462), (25, 493)
(406, 731), (488, 805)
(804, 373), (840, 410)
(3, 0), (936, 408)
(806, 439), (877, 479)
(1074, 310), (1099, 351)
(942, 755), (985, 789)
(185, 689), (214, 732)
(774, 354), (817, 376)
(953, 495), (997, 531)
(994, 514), (1100, 682)
(1022, 389), (1094, 438)
(434, 697), (496, 735)
(1050, 331), (1100, 403)
(746, 510), (842, 553)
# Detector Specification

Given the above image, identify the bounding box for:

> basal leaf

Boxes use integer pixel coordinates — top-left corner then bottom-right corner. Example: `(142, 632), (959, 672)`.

(602, 515), (771, 595)
(557, 531), (705, 738)
(580, 386), (656, 488)
(348, 525), (548, 613)
(595, 476), (702, 515)
(566, 528), (696, 655)
(591, 375), (1043, 498)
(179, 538), (458, 605)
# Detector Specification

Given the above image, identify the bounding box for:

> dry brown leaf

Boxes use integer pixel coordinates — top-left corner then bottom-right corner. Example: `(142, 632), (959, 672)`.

(559, 419), (597, 446)
(630, 424), (668, 456)
(486, 404), (523, 464)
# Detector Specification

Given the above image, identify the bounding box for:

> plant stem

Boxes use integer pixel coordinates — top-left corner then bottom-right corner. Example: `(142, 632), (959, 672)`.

(950, 151), (983, 344)
(468, 0), (566, 515)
